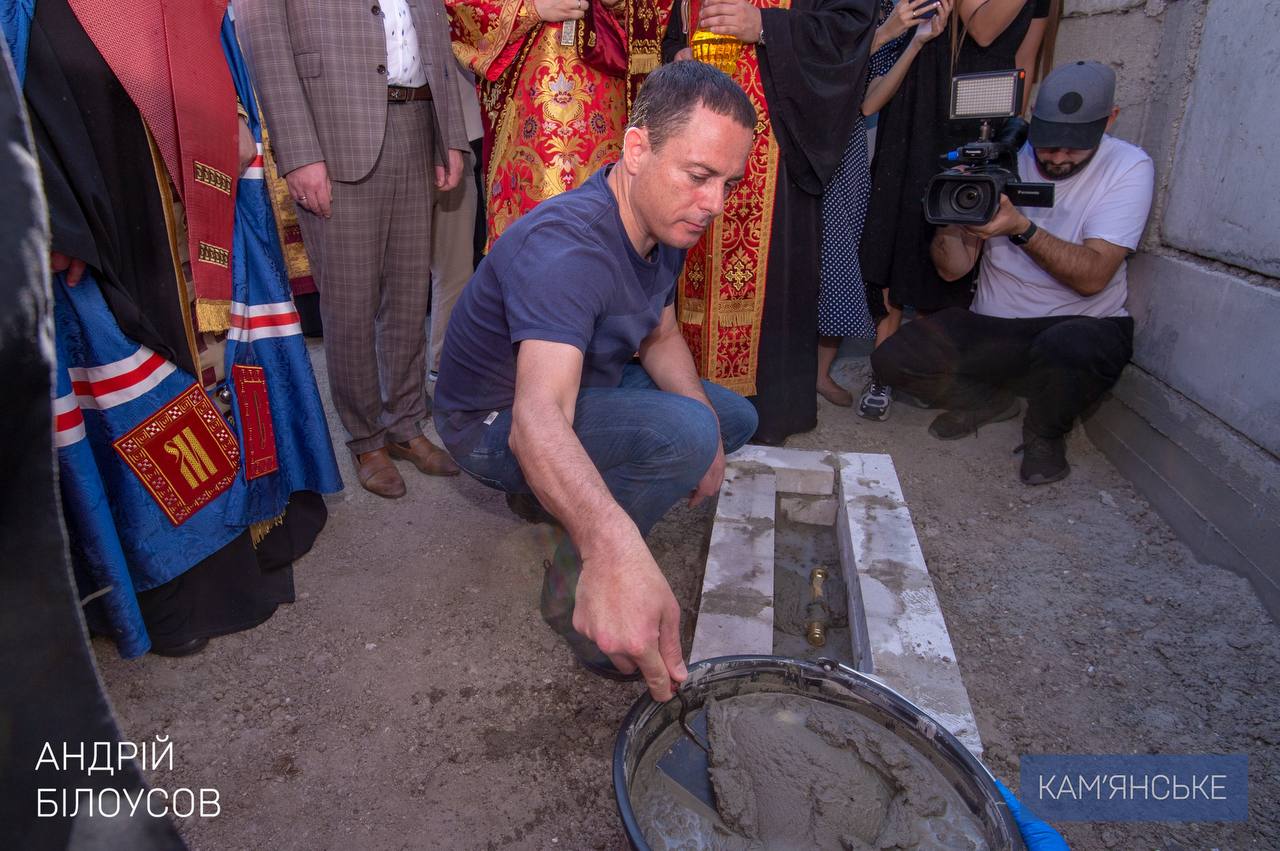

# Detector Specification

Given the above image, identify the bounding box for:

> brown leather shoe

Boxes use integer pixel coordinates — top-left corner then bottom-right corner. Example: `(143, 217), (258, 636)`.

(354, 447), (406, 498)
(388, 435), (460, 477)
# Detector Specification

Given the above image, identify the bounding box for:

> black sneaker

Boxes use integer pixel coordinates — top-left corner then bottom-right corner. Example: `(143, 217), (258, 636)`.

(927, 397), (1020, 440)
(540, 560), (643, 682)
(1017, 430), (1070, 485)
(857, 381), (893, 421)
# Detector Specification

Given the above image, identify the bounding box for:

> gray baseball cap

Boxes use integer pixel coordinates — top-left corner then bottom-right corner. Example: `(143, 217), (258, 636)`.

(1029, 61), (1116, 150)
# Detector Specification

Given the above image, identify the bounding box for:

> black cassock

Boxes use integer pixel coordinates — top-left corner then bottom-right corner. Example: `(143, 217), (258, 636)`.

(664, 0), (875, 444)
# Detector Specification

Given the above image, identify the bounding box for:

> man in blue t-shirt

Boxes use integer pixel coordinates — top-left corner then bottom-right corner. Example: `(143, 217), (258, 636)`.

(433, 63), (758, 702)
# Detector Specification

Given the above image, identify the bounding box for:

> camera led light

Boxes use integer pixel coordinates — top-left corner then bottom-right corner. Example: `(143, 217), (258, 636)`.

(950, 70), (1024, 120)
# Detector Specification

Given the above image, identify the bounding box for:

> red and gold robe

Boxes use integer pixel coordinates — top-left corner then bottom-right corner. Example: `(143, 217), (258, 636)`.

(676, 0), (787, 398)
(448, 0), (671, 248)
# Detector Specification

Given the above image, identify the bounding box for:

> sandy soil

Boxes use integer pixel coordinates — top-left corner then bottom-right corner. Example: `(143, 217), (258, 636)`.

(93, 343), (1279, 850)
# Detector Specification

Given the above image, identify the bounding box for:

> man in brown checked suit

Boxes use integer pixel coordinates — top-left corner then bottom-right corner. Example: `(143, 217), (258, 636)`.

(238, 0), (469, 498)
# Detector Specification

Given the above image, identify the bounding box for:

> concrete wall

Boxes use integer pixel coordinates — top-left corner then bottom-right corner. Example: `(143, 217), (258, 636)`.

(1054, 0), (1280, 618)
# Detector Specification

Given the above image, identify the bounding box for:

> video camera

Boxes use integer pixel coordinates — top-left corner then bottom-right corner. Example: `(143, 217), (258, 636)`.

(924, 69), (1054, 226)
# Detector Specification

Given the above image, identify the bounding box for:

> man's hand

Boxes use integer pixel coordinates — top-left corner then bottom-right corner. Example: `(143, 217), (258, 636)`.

(51, 252), (87, 286)
(689, 441), (725, 507)
(573, 543), (688, 701)
(434, 148), (466, 192)
(534, 0), (586, 23)
(962, 194), (1029, 241)
(699, 0), (763, 43)
(285, 161), (332, 218)
(237, 117), (257, 177)
(673, 46), (694, 61)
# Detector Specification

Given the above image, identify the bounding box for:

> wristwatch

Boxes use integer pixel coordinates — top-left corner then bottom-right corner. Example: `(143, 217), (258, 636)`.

(1010, 220), (1039, 247)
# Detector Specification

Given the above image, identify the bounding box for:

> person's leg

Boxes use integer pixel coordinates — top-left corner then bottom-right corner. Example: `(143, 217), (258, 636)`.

(1018, 316), (1133, 485)
(858, 289), (900, 420)
(541, 370), (744, 673)
(817, 336), (852, 406)
(1024, 316), (1134, 438)
(379, 103), (435, 444)
(428, 149), (479, 376)
(873, 309), (1058, 438)
(296, 159), (389, 457)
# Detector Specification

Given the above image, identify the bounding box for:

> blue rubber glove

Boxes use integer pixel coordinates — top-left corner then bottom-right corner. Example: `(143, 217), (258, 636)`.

(995, 779), (1070, 850)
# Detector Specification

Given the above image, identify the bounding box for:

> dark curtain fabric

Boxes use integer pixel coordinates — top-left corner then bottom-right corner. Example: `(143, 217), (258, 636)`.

(23, 0), (195, 374)
(861, 0), (1041, 313)
(0, 38), (185, 851)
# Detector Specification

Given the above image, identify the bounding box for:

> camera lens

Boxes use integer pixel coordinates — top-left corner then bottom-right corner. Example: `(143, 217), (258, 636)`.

(955, 184), (983, 212)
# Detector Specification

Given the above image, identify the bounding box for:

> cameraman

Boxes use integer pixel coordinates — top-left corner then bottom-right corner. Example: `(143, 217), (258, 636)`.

(871, 61), (1154, 484)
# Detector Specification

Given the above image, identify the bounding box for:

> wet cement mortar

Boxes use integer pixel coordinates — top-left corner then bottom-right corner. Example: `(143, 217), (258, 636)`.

(94, 344), (1280, 850)
(633, 693), (987, 849)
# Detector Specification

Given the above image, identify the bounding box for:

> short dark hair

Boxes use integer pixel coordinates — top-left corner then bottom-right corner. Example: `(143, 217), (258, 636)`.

(627, 61), (756, 151)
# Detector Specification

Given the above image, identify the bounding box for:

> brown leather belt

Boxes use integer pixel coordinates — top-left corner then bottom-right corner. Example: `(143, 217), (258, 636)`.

(387, 84), (432, 103)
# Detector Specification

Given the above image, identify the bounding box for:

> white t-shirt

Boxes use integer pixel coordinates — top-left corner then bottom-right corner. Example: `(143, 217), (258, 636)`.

(971, 135), (1155, 319)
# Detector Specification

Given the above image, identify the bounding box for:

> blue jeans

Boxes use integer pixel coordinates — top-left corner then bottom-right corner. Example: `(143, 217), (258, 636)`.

(452, 365), (758, 626)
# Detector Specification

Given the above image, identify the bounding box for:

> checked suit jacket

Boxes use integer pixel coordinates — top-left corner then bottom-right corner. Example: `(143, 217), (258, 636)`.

(236, 0), (468, 182)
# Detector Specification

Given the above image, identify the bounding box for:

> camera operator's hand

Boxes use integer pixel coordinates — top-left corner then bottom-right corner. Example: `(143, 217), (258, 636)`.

(962, 194), (1030, 241)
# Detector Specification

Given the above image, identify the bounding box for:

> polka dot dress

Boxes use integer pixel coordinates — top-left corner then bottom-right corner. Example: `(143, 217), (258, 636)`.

(818, 1), (911, 339)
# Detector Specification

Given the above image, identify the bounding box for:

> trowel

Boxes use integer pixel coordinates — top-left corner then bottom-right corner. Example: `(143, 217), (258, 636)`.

(655, 694), (720, 818)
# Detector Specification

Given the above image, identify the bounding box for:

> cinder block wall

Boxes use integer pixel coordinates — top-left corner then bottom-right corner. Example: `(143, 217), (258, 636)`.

(1053, 0), (1280, 618)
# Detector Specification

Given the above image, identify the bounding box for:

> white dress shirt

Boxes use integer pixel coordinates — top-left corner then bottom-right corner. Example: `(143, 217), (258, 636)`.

(381, 0), (428, 87)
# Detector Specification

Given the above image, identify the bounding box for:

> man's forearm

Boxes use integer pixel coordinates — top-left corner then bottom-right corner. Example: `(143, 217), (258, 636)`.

(638, 329), (716, 417)
(509, 398), (642, 556)
(1019, 228), (1114, 297)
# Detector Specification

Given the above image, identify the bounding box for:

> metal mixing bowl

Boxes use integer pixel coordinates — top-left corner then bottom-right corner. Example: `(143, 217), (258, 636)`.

(613, 655), (1024, 850)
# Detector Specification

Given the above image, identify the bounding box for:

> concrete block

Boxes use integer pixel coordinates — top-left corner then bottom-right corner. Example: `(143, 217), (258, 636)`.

(779, 494), (839, 527)
(728, 445), (837, 495)
(718, 460), (778, 523)
(1162, 0), (1280, 277)
(1127, 252), (1280, 456)
(1064, 0), (1144, 17)
(691, 467), (776, 662)
(1085, 368), (1280, 619)
(1055, 8), (1163, 148)
(836, 453), (984, 756)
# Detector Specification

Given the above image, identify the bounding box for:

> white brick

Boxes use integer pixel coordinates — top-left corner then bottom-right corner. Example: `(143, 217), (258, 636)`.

(837, 453), (983, 756)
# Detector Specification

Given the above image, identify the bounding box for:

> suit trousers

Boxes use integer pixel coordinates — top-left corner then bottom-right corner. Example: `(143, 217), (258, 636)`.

(298, 102), (434, 455)
(428, 149), (478, 374)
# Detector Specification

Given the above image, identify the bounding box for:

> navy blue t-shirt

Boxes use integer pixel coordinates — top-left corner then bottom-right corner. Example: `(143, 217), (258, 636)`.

(433, 166), (686, 455)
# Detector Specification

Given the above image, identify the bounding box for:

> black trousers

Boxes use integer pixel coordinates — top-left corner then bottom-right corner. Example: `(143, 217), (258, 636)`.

(871, 308), (1134, 439)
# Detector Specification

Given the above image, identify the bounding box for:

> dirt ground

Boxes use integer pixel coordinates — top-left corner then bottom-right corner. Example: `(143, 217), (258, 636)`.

(94, 342), (1280, 850)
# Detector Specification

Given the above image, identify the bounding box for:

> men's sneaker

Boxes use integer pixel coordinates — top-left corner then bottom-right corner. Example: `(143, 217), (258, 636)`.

(857, 381), (893, 421)
(927, 397), (1020, 440)
(1017, 430), (1070, 485)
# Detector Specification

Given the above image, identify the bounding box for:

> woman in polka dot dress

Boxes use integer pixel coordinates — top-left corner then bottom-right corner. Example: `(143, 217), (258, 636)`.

(817, 0), (950, 406)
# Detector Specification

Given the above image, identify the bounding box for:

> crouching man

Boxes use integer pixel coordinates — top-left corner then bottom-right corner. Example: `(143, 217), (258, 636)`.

(432, 63), (758, 701)
(872, 61), (1155, 485)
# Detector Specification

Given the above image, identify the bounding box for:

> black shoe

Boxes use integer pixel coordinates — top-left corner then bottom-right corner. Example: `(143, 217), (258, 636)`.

(150, 636), (209, 658)
(507, 492), (558, 526)
(1017, 429), (1070, 485)
(928, 397), (1021, 440)
(894, 389), (935, 410)
(540, 560), (643, 682)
